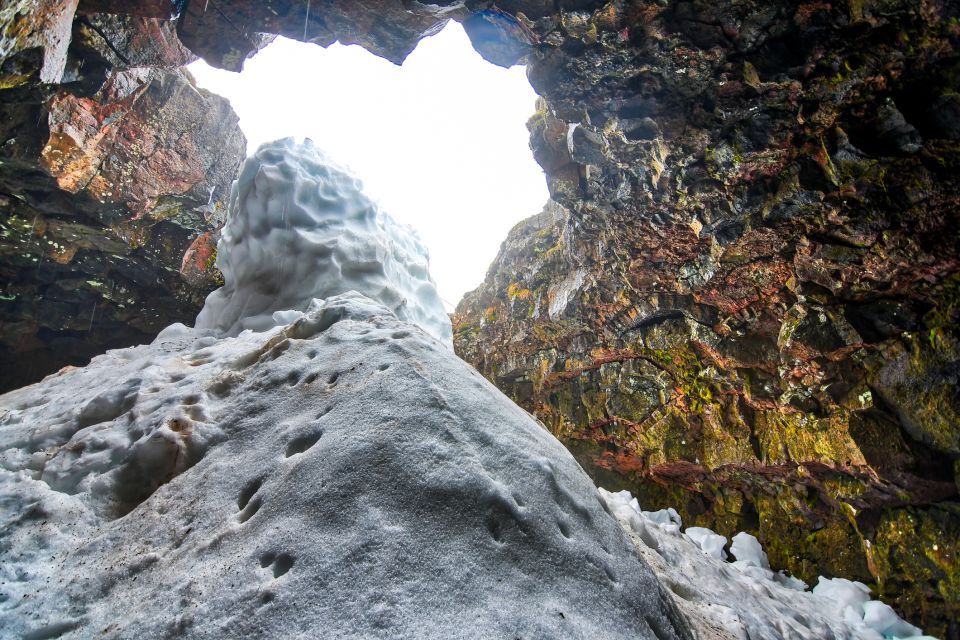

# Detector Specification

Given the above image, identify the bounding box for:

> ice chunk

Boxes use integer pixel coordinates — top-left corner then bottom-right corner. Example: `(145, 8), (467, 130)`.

(598, 488), (660, 550)
(154, 322), (193, 340)
(730, 532), (770, 569)
(644, 507), (682, 527)
(773, 570), (808, 591)
(685, 526), (727, 560)
(600, 487), (936, 640)
(195, 138), (452, 347)
(812, 576), (871, 616)
(862, 601), (922, 637)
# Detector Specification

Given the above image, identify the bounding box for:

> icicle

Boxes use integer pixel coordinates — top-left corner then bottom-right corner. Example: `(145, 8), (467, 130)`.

(87, 303), (97, 332)
(304, 0), (311, 41)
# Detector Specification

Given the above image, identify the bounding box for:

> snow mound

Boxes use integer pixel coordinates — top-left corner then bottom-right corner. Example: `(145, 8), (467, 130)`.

(599, 488), (937, 640)
(195, 138), (453, 347)
(1, 293), (689, 639)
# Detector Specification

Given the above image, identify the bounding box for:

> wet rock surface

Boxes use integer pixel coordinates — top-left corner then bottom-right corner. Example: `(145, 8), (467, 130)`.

(175, 0), (465, 70)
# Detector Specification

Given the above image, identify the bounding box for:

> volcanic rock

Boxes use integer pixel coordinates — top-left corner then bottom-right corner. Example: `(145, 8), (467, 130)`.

(176, 0), (465, 70)
(451, 2), (960, 634)
(0, 3), (244, 393)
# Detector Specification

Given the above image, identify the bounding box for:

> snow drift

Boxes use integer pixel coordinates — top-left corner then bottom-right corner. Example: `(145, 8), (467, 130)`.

(0, 292), (690, 638)
(195, 137), (452, 347)
(600, 489), (937, 640)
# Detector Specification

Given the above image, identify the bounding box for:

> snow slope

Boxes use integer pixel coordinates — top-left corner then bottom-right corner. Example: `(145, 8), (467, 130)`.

(0, 292), (690, 639)
(195, 138), (453, 347)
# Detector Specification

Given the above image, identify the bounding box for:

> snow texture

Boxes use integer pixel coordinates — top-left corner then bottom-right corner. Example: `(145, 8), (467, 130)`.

(195, 138), (453, 347)
(599, 488), (937, 640)
(0, 292), (690, 639)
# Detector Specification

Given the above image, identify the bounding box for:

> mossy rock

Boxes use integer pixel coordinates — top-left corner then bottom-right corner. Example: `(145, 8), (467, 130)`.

(872, 333), (960, 459)
(872, 504), (960, 638)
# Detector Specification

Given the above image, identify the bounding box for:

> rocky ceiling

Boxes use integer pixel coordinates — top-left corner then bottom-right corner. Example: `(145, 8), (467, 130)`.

(1, 0), (958, 635)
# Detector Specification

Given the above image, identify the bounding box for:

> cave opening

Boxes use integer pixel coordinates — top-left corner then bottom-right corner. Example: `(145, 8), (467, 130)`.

(2, 2), (958, 636)
(187, 21), (549, 309)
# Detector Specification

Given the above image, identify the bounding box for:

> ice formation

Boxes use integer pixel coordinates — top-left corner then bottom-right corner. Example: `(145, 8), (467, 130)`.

(195, 138), (453, 347)
(0, 293), (689, 638)
(599, 488), (937, 640)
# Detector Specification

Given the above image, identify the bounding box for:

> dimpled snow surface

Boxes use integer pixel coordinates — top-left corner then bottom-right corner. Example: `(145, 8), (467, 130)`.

(0, 134), (689, 639)
(195, 138), (453, 347)
(0, 293), (689, 639)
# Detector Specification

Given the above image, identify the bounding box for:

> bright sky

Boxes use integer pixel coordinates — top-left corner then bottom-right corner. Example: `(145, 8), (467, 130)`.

(188, 22), (548, 309)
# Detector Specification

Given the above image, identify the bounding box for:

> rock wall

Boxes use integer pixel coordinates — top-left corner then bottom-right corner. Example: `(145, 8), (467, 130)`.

(454, 2), (960, 636)
(0, 2), (245, 392)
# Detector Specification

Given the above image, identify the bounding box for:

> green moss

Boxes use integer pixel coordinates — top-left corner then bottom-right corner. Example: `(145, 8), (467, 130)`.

(827, 60), (857, 85)
(753, 411), (866, 466)
(530, 319), (583, 344)
(924, 273), (960, 350)
(869, 327), (960, 460)
(583, 22), (598, 43)
(639, 343), (719, 413)
(204, 246), (218, 271)
(541, 241), (564, 259)
(872, 505), (960, 637)
(754, 489), (872, 586)
(149, 198), (184, 221)
(680, 373), (714, 412)
(526, 102), (549, 131)
(454, 321), (479, 340)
